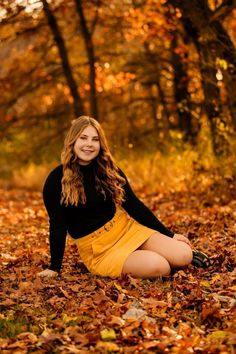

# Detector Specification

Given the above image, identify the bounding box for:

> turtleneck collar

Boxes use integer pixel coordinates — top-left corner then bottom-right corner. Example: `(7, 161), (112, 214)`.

(78, 160), (96, 173)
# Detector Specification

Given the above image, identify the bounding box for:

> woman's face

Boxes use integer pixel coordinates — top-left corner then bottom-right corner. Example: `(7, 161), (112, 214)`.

(74, 125), (100, 165)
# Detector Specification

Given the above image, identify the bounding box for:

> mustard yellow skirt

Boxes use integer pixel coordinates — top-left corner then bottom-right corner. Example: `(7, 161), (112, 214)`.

(73, 208), (156, 278)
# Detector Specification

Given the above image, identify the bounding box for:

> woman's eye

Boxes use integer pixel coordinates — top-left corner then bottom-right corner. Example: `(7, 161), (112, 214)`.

(80, 136), (87, 140)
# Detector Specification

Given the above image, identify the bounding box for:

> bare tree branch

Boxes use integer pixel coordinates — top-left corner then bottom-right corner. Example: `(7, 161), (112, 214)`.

(210, 0), (236, 22)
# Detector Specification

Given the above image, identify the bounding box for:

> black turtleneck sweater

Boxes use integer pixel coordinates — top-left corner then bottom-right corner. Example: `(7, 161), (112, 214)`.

(43, 163), (174, 272)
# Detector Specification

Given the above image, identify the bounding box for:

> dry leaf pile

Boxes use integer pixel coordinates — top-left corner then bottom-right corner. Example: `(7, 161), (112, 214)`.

(0, 179), (235, 353)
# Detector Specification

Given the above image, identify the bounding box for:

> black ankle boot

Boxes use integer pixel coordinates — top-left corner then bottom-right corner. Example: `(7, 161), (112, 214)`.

(192, 250), (210, 268)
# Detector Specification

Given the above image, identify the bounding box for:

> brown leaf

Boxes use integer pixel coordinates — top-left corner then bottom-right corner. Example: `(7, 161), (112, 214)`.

(141, 298), (167, 307)
(16, 332), (38, 344)
(59, 286), (72, 299)
(0, 298), (15, 307)
(108, 315), (125, 327)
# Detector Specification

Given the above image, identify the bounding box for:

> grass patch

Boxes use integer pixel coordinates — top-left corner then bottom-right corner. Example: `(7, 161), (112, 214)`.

(0, 317), (30, 338)
(116, 140), (236, 194)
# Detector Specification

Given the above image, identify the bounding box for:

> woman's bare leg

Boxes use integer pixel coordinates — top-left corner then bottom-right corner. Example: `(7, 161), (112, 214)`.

(139, 232), (193, 268)
(122, 250), (171, 278)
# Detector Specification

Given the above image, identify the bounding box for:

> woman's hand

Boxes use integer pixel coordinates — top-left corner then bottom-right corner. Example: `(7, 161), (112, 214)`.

(37, 269), (58, 278)
(173, 233), (192, 248)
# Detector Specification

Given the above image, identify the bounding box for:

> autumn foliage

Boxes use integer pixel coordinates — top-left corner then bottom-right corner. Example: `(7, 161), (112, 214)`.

(0, 0), (236, 176)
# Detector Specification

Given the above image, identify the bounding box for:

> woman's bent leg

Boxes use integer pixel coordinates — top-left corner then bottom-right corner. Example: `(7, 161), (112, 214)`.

(122, 250), (171, 278)
(139, 233), (193, 268)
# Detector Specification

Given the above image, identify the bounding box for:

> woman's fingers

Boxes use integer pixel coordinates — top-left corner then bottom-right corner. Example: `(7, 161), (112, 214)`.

(37, 269), (58, 277)
(173, 234), (192, 247)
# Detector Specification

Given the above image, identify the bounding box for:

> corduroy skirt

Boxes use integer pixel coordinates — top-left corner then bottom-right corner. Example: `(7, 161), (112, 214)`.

(73, 208), (156, 278)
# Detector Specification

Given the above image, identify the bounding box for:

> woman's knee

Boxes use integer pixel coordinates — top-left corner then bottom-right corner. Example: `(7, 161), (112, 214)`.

(175, 244), (193, 267)
(145, 255), (171, 277)
(122, 251), (171, 278)
(156, 259), (171, 276)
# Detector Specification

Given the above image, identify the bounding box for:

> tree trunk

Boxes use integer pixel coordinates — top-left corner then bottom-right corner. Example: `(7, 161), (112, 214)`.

(75, 0), (99, 120)
(143, 42), (171, 139)
(198, 39), (226, 154)
(212, 21), (236, 130)
(41, 0), (84, 118)
(171, 32), (195, 142)
(169, 0), (231, 155)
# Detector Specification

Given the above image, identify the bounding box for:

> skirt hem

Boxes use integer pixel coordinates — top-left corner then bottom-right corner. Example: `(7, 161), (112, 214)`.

(73, 208), (157, 278)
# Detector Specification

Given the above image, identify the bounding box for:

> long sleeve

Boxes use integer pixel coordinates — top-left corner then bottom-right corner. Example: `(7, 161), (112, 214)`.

(120, 170), (174, 237)
(43, 167), (67, 272)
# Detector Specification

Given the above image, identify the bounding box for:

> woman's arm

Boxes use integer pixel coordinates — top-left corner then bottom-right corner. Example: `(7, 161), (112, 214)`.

(42, 166), (67, 272)
(120, 169), (174, 237)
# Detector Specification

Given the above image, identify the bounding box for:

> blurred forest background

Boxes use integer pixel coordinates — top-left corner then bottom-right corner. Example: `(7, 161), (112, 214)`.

(0, 0), (236, 191)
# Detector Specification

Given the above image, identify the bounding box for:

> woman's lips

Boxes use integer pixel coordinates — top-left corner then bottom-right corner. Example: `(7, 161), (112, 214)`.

(82, 150), (94, 153)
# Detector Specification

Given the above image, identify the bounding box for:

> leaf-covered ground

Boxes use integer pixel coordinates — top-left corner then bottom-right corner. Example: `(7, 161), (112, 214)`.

(0, 179), (235, 353)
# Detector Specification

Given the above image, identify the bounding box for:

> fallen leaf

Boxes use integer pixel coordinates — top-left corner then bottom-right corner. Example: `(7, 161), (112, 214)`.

(96, 341), (120, 351)
(100, 328), (116, 341)
(17, 332), (38, 343)
(108, 315), (125, 326)
(141, 298), (167, 307)
(0, 299), (15, 307)
(122, 308), (147, 321)
(200, 280), (211, 288)
(207, 330), (227, 342)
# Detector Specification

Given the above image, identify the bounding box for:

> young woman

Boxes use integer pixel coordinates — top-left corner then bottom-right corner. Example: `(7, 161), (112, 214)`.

(38, 116), (209, 279)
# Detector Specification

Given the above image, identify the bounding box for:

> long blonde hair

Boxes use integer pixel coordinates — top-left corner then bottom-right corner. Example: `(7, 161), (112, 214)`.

(61, 116), (125, 206)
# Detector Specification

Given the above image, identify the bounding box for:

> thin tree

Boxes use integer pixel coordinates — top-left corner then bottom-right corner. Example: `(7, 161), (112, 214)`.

(41, 0), (84, 117)
(74, 0), (99, 120)
(171, 32), (196, 142)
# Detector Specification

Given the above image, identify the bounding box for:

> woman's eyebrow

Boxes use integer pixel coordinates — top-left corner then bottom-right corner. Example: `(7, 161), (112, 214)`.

(80, 134), (99, 138)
